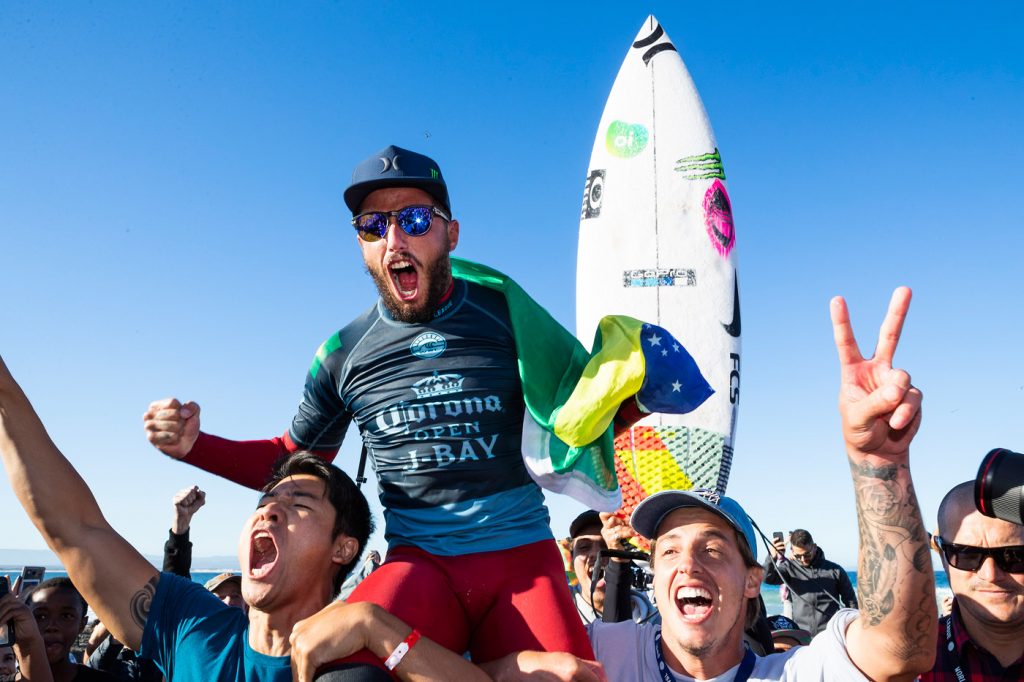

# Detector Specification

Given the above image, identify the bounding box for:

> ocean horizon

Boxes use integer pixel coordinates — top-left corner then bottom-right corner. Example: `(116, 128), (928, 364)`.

(4, 567), (951, 617)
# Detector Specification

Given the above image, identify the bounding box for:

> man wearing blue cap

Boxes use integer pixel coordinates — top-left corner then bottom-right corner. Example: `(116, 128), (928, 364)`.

(142, 145), (604, 675)
(586, 288), (937, 681)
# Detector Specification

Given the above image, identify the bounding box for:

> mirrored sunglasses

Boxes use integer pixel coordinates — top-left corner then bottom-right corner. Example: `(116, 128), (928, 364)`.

(352, 205), (449, 242)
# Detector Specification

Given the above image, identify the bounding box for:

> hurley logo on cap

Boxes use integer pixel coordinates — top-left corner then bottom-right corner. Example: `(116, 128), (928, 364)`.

(380, 155), (402, 173)
(691, 488), (722, 505)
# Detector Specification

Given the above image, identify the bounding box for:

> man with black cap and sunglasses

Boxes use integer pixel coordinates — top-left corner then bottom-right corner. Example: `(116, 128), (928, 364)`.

(142, 145), (605, 676)
(567, 510), (655, 626)
(921, 480), (1024, 680)
(582, 288), (937, 681)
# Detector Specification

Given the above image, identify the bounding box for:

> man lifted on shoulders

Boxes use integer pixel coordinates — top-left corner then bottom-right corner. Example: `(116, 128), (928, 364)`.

(143, 145), (700, 676)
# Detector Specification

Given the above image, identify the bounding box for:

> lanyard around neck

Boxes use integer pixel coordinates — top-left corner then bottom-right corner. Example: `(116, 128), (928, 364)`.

(944, 614), (970, 681)
(654, 630), (756, 682)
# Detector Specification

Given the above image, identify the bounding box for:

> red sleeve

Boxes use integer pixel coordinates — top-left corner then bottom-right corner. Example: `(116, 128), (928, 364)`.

(182, 431), (340, 491)
(613, 397), (647, 436)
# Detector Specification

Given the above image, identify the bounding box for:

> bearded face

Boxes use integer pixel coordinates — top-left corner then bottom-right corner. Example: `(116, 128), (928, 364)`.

(356, 188), (459, 323)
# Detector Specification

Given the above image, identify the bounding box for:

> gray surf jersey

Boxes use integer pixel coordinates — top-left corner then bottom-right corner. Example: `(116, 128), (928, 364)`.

(289, 279), (552, 555)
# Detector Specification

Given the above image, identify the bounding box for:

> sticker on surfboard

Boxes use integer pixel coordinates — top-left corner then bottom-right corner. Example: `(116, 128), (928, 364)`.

(575, 15), (741, 517)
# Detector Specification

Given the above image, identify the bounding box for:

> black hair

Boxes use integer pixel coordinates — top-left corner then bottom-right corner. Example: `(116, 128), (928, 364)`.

(789, 529), (813, 547)
(24, 576), (88, 615)
(262, 451), (374, 596)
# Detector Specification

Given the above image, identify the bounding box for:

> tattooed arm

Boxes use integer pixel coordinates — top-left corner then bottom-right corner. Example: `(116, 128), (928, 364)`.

(830, 289), (935, 682)
(0, 355), (159, 652)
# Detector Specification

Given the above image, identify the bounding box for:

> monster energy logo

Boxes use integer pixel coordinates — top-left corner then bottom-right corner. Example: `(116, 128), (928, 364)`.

(675, 148), (726, 180)
(430, 168), (439, 179)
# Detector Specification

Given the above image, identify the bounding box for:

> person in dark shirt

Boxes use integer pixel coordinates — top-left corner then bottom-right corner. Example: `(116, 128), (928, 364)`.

(85, 622), (161, 682)
(0, 584), (52, 682)
(160, 485), (246, 612)
(162, 485), (206, 580)
(920, 480), (1024, 680)
(762, 528), (857, 635)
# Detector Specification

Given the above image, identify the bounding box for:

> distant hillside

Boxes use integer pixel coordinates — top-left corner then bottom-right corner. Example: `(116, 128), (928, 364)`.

(1, 548), (238, 572)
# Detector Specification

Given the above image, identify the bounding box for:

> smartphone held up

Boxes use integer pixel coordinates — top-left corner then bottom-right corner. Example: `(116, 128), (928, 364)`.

(0, 576), (14, 647)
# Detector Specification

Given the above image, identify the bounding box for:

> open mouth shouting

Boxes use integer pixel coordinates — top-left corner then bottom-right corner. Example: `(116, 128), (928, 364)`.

(676, 585), (714, 622)
(387, 255), (421, 301)
(249, 529), (280, 580)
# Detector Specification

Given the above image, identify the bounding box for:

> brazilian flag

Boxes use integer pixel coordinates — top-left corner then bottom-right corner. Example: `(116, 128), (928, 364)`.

(452, 258), (712, 511)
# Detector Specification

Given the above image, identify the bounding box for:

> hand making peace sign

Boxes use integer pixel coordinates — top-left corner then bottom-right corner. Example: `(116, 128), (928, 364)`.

(830, 287), (923, 461)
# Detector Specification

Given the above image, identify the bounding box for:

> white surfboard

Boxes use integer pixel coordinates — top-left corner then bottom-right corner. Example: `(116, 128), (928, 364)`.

(576, 15), (740, 506)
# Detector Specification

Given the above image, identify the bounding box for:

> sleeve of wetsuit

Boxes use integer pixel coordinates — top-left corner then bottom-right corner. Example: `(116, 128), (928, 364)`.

(612, 397), (647, 437)
(162, 528), (192, 578)
(181, 333), (351, 490)
(180, 431), (310, 491)
(601, 561), (633, 623)
(288, 341), (353, 454)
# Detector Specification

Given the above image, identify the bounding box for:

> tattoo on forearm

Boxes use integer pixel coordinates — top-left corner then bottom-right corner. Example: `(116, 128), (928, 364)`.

(130, 576), (158, 630)
(849, 458), (933, 658)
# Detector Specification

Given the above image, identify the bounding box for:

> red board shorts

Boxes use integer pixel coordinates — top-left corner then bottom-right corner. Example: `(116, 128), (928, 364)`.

(341, 539), (593, 670)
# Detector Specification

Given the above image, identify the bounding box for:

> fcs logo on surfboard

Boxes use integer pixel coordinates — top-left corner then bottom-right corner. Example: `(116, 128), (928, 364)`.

(729, 352), (740, 405)
(703, 179), (735, 257)
(410, 332), (446, 359)
(581, 169), (605, 219)
(605, 121), (649, 158)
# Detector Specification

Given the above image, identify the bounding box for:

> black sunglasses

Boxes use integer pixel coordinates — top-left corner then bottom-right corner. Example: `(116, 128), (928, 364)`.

(351, 205), (450, 242)
(933, 535), (1024, 573)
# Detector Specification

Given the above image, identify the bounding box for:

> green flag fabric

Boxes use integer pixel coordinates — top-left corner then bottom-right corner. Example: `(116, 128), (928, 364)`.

(452, 258), (621, 510)
(452, 258), (713, 511)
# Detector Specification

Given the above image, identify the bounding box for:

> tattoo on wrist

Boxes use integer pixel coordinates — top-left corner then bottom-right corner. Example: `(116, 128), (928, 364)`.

(849, 458), (932, 658)
(129, 576), (158, 629)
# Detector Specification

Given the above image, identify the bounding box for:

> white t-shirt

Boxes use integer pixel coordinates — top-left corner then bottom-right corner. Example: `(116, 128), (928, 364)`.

(589, 609), (867, 681)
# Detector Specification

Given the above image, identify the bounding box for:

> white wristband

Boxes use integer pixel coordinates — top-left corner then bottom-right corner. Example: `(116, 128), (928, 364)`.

(383, 629), (421, 671)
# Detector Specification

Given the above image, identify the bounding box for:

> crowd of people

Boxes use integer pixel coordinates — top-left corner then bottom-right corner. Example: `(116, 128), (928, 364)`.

(1, 146), (1021, 681)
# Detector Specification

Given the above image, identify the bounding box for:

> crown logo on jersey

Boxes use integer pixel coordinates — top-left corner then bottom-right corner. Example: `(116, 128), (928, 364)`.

(412, 371), (465, 399)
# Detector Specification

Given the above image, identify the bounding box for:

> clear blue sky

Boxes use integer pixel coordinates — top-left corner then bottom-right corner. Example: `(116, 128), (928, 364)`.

(1, 3), (1022, 569)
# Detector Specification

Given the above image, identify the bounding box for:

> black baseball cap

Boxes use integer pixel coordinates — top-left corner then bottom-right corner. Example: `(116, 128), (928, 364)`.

(569, 510), (603, 539)
(343, 145), (451, 215)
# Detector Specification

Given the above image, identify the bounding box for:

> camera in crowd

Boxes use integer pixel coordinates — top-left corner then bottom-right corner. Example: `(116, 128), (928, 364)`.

(975, 448), (1024, 526)
(628, 561), (654, 591)
(597, 548), (654, 591)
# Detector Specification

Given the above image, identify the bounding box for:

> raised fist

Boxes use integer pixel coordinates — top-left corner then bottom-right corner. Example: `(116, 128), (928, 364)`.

(144, 397), (201, 459)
